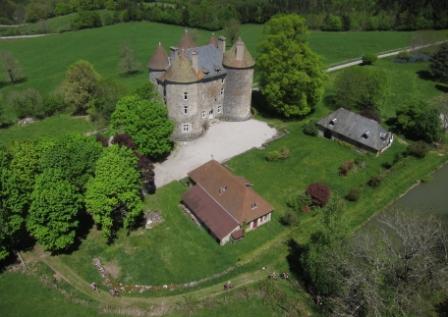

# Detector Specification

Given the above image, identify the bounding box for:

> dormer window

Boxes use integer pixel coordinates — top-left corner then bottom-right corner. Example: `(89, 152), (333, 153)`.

(362, 131), (370, 139)
(380, 132), (387, 140)
(184, 92), (188, 100)
(251, 202), (258, 210)
(219, 185), (228, 194)
(329, 118), (337, 126)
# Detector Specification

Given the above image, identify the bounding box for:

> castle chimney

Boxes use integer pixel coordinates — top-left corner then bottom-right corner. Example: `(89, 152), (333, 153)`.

(236, 39), (244, 61)
(191, 50), (199, 72)
(218, 36), (226, 53)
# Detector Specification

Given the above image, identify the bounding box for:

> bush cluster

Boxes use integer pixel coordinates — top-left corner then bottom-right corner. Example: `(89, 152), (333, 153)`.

(362, 54), (378, 65)
(367, 175), (382, 188)
(303, 122), (319, 136)
(345, 188), (360, 202)
(407, 141), (430, 158)
(339, 160), (354, 176)
(265, 147), (290, 161)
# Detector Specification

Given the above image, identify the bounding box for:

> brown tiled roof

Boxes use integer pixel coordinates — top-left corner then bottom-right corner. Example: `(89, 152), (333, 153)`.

(148, 42), (169, 71)
(188, 160), (273, 223)
(182, 185), (239, 240)
(223, 37), (255, 69)
(209, 34), (218, 47)
(178, 29), (196, 49)
(161, 53), (204, 83)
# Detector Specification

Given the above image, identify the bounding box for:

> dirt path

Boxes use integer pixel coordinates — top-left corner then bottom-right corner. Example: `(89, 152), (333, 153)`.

(0, 34), (49, 40)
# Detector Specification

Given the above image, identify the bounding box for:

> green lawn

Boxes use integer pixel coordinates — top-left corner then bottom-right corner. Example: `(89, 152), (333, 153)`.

(0, 21), (446, 97)
(0, 115), (94, 146)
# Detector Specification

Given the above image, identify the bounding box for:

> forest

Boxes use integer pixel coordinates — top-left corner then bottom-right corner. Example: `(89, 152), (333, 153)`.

(0, 0), (447, 31)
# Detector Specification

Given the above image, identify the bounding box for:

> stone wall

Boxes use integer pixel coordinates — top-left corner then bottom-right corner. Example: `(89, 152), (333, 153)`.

(222, 68), (254, 121)
(197, 76), (225, 121)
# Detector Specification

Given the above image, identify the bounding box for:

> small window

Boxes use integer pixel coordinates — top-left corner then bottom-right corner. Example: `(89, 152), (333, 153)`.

(182, 123), (191, 133)
(183, 105), (188, 115)
(219, 185), (228, 194)
(201, 111), (207, 119)
(220, 87), (224, 95)
(329, 118), (337, 126)
(251, 202), (258, 210)
(184, 92), (188, 100)
(362, 131), (370, 139)
(221, 78), (224, 84)
(217, 105), (222, 114)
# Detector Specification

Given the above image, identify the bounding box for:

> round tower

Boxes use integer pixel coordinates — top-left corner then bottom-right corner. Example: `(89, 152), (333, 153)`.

(162, 51), (205, 141)
(222, 38), (255, 121)
(148, 42), (169, 89)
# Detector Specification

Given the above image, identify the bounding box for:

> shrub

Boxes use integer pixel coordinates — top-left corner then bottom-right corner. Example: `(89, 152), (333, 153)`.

(42, 93), (67, 117)
(345, 188), (361, 202)
(71, 11), (102, 30)
(280, 212), (298, 226)
(396, 51), (411, 63)
(382, 161), (393, 170)
(306, 183), (331, 207)
(322, 15), (343, 31)
(367, 175), (382, 188)
(362, 53), (378, 65)
(354, 157), (366, 169)
(286, 193), (312, 212)
(265, 147), (290, 161)
(407, 141), (430, 158)
(303, 122), (318, 136)
(7, 88), (43, 119)
(339, 160), (354, 176)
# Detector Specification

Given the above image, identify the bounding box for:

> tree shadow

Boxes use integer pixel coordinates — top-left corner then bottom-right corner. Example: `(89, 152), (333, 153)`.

(436, 84), (448, 93)
(285, 239), (307, 283)
(324, 94), (339, 111)
(251, 90), (281, 120)
(61, 210), (94, 255)
(436, 298), (448, 317)
(416, 70), (434, 81)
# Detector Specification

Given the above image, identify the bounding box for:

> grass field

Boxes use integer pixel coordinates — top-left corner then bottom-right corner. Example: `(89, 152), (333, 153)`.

(55, 59), (447, 290)
(0, 21), (447, 97)
(0, 115), (94, 146)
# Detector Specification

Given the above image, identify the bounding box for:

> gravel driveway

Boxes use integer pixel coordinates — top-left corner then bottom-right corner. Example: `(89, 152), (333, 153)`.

(154, 119), (277, 187)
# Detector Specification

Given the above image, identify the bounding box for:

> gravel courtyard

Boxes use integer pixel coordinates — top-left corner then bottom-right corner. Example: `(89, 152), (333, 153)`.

(154, 119), (277, 187)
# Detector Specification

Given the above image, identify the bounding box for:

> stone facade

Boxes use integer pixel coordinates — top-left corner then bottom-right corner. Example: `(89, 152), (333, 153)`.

(147, 31), (255, 141)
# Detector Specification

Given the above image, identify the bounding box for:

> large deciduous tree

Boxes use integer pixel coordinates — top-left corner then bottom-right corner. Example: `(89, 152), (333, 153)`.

(333, 67), (389, 112)
(39, 134), (103, 191)
(118, 44), (141, 75)
(110, 95), (174, 160)
(0, 51), (25, 84)
(61, 60), (101, 115)
(257, 14), (326, 118)
(27, 169), (80, 252)
(391, 98), (443, 143)
(430, 43), (448, 83)
(85, 145), (143, 241)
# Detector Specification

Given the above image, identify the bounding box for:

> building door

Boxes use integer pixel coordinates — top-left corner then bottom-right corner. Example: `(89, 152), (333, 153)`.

(252, 219), (257, 229)
(208, 109), (214, 119)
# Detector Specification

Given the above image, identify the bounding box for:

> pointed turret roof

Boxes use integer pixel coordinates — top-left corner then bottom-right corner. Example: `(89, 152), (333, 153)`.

(178, 29), (196, 49)
(148, 42), (169, 71)
(162, 51), (204, 83)
(209, 33), (218, 47)
(223, 37), (255, 69)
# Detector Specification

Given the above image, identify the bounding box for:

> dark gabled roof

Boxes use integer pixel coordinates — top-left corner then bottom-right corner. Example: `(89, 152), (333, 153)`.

(148, 42), (169, 71)
(317, 108), (393, 152)
(182, 185), (239, 240)
(167, 44), (226, 81)
(188, 160), (273, 223)
(223, 37), (255, 69)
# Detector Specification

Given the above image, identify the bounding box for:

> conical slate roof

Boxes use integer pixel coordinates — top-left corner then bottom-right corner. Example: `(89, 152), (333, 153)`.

(178, 29), (196, 49)
(209, 33), (218, 47)
(162, 52), (204, 83)
(223, 37), (255, 69)
(148, 42), (169, 71)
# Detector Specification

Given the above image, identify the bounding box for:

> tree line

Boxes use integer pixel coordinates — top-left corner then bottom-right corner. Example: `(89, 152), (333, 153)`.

(1, 0), (447, 32)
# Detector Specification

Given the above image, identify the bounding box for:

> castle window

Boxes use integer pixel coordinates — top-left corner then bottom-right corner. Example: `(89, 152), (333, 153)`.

(183, 105), (189, 115)
(182, 123), (191, 133)
(201, 111), (207, 119)
(220, 87), (224, 95)
(221, 78), (224, 84)
(217, 105), (222, 114)
(184, 92), (188, 100)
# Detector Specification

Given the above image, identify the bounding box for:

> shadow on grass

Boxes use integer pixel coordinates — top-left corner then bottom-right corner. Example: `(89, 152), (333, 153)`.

(436, 84), (448, 93)
(61, 210), (94, 255)
(417, 70), (434, 81)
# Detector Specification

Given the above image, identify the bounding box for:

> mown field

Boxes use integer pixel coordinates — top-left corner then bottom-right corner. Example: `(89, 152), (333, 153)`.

(0, 21), (447, 97)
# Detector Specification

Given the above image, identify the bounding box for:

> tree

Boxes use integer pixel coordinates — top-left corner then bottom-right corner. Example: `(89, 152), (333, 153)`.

(0, 97), (12, 128)
(134, 82), (161, 101)
(89, 79), (125, 124)
(391, 98), (443, 143)
(110, 95), (174, 159)
(362, 53), (378, 65)
(27, 169), (80, 252)
(6, 88), (43, 119)
(0, 51), (25, 84)
(39, 134), (103, 191)
(61, 60), (101, 115)
(71, 11), (103, 30)
(223, 18), (240, 46)
(431, 43), (448, 83)
(85, 145), (143, 241)
(258, 14), (326, 118)
(118, 44), (141, 75)
(333, 67), (388, 111)
(306, 183), (331, 207)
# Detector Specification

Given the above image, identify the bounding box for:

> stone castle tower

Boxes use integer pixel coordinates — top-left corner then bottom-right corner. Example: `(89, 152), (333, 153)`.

(147, 30), (255, 141)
